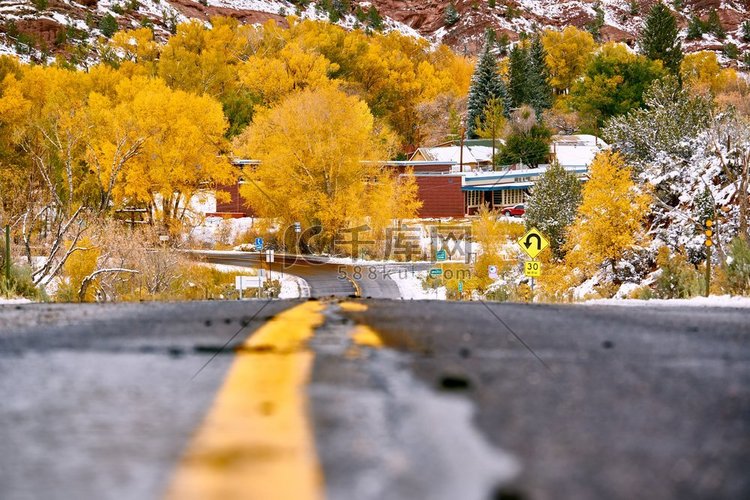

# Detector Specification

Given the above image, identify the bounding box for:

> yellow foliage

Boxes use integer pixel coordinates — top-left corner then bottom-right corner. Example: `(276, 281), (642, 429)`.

(542, 26), (596, 93)
(58, 238), (100, 302)
(680, 51), (739, 95)
(565, 151), (651, 276)
(234, 86), (417, 249)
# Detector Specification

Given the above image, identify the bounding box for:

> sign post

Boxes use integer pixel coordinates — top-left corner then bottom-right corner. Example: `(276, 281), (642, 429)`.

(518, 227), (550, 293)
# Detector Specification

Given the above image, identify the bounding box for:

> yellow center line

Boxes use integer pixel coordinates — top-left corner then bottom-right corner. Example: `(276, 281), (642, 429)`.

(165, 301), (325, 500)
(339, 302), (384, 349)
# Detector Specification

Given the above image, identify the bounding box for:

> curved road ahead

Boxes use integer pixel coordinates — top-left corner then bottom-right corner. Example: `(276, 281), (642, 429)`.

(192, 250), (408, 299)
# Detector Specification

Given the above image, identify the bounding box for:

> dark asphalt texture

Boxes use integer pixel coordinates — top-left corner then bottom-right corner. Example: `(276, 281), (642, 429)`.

(2, 298), (748, 500)
(0, 300), (299, 500)
(341, 300), (750, 500)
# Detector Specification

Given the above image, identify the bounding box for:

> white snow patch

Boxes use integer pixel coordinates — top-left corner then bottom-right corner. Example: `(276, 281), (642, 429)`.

(0, 297), (32, 305)
(388, 268), (446, 300)
(198, 262), (309, 299)
(586, 295), (750, 308)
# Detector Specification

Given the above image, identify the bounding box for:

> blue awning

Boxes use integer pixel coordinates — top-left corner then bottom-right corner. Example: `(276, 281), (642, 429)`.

(462, 182), (533, 192)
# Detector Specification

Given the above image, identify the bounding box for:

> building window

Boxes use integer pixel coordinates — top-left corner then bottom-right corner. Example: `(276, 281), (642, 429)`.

(466, 191), (483, 207)
(501, 189), (525, 205)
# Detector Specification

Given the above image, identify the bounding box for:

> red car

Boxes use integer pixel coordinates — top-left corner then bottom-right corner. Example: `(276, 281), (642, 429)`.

(501, 204), (525, 217)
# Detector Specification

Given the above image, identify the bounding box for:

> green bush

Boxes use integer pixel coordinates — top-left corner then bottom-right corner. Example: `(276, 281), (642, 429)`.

(653, 247), (702, 299)
(0, 264), (45, 301)
(99, 14), (118, 38)
(725, 237), (750, 295)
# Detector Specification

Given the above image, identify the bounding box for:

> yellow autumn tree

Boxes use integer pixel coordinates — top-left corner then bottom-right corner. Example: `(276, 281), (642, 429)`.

(564, 151), (651, 276)
(56, 238), (100, 302)
(680, 51), (740, 95)
(542, 26), (596, 94)
(108, 77), (235, 228)
(234, 86), (418, 252)
(158, 17), (251, 98)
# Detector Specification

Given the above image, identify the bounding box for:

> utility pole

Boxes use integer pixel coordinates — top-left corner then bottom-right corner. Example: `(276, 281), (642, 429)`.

(459, 125), (465, 173)
(704, 219), (714, 297)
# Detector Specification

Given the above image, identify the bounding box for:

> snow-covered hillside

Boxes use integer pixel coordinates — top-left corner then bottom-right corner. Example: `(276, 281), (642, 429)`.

(1, 0), (747, 63)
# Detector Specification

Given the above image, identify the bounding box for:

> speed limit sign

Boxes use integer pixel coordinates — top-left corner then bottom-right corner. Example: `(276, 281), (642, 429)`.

(524, 261), (541, 277)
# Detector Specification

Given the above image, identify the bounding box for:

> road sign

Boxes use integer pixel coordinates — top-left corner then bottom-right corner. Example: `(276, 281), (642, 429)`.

(429, 268), (443, 277)
(265, 249), (275, 263)
(235, 275), (263, 290)
(518, 227), (549, 259)
(255, 237), (264, 251)
(436, 249), (447, 261)
(488, 265), (498, 279)
(458, 281), (464, 293)
(293, 222), (301, 233)
(524, 261), (542, 277)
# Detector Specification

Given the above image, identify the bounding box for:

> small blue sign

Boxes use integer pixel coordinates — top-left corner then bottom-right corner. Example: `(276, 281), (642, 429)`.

(429, 268), (443, 277)
(255, 237), (264, 251)
(458, 281), (464, 293)
(436, 249), (447, 261)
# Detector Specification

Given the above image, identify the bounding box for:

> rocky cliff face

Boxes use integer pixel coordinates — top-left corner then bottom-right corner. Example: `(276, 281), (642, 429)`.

(1, 0), (747, 62)
(371, 0), (749, 55)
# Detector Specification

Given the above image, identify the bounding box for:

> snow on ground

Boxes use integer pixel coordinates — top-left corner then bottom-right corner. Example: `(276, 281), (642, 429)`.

(189, 216), (255, 246)
(200, 262), (310, 299)
(585, 295), (750, 308)
(388, 268), (446, 300)
(0, 297), (32, 305)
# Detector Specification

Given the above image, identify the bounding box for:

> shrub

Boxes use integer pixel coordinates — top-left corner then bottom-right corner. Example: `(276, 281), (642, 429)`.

(0, 264), (45, 301)
(653, 247), (702, 299)
(99, 14), (118, 38)
(725, 237), (750, 295)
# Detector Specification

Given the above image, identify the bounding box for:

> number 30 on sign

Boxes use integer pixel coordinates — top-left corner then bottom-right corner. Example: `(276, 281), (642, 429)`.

(524, 261), (541, 277)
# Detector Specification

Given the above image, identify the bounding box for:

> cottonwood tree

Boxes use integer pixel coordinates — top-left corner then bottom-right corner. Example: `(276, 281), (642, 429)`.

(234, 86), (420, 253)
(573, 42), (665, 130)
(565, 151), (651, 275)
(541, 26), (596, 94)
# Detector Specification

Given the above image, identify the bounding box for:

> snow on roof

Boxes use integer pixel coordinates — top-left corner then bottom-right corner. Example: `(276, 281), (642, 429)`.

(466, 145), (495, 163)
(551, 135), (608, 167)
(417, 146), (479, 165)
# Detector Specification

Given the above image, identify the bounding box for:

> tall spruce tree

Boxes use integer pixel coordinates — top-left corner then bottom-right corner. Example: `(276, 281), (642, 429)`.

(507, 44), (530, 111)
(638, 2), (683, 73)
(466, 34), (507, 138)
(525, 161), (582, 258)
(527, 35), (553, 116)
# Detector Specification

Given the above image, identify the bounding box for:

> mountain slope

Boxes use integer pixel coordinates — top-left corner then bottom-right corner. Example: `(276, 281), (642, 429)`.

(0, 0), (747, 63)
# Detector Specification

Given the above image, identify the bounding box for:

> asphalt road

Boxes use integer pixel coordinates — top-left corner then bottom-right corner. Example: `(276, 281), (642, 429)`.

(339, 300), (750, 500)
(1, 298), (748, 500)
(0, 300), (299, 500)
(193, 251), (405, 299)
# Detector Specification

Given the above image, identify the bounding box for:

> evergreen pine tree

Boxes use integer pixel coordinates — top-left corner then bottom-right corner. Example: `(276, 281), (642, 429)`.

(367, 6), (383, 31)
(507, 44), (529, 110)
(525, 161), (582, 258)
(466, 35), (507, 138)
(686, 16), (704, 40)
(706, 9), (725, 39)
(638, 2), (683, 73)
(742, 20), (750, 42)
(527, 35), (553, 116)
(99, 13), (118, 38)
(445, 3), (460, 26)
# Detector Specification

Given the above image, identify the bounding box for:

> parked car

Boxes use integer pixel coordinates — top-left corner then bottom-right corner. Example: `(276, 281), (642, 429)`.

(501, 204), (525, 217)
